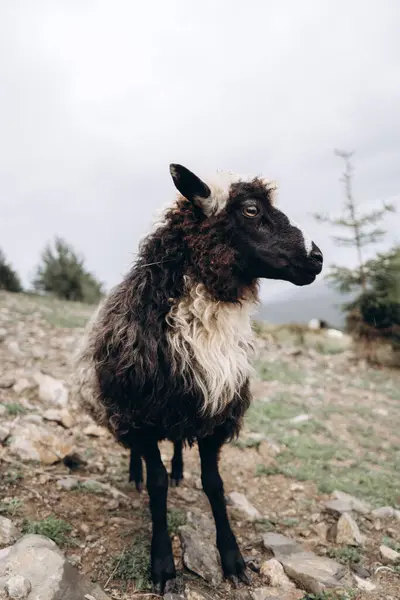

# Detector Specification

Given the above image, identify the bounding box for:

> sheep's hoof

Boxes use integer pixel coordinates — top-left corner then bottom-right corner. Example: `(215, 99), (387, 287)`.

(228, 570), (252, 588)
(152, 577), (176, 596)
(170, 477), (182, 488)
(135, 481), (144, 493)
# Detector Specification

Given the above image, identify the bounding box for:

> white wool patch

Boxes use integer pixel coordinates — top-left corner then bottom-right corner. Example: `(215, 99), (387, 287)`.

(288, 216), (313, 255)
(166, 278), (258, 416)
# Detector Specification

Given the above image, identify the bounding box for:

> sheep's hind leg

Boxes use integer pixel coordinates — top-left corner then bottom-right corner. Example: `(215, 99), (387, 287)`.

(198, 429), (251, 588)
(170, 440), (184, 487)
(129, 446), (144, 492)
(141, 434), (176, 595)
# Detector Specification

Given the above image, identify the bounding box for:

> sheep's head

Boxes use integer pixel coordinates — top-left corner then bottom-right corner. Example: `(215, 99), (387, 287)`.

(169, 163), (323, 288)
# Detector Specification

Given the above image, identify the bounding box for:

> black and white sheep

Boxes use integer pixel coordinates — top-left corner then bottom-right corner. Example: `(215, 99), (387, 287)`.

(73, 164), (323, 595)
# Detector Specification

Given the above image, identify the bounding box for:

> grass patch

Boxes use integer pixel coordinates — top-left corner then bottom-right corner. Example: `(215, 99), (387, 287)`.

(254, 517), (276, 532)
(111, 535), (151, 592)
(3, 403), (25, 416)
(22, 517), (73, 546)
(257, 360), (303, 384)
(77, 480), (104, 494)
(327, 546), (362, 565)
(4, 469), (24, 483)
(167, 508), (186, 535)
(44, 312), (90, 329)
(382, 536), (400, 553)
(232, 437), (262, 450)
(0, 498), (23, 517)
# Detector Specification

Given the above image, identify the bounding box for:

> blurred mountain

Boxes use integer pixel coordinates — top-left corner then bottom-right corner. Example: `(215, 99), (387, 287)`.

(256, 280), (352, 328)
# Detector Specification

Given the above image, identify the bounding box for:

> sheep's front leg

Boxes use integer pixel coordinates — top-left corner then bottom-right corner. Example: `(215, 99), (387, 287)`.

(198, 429), (251, 588)
(170, 440), (184, 487)
(142, 436), (176, 594)
(129, 446), (144, 492)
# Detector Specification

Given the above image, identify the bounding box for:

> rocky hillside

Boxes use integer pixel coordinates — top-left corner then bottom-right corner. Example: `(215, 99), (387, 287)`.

(0, 291), (399, 600)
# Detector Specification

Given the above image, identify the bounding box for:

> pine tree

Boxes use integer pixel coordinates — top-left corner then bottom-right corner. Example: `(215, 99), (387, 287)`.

(0, 249), (23, 293)
(314, 149), (395, 295)
(33, 237), (103, 303)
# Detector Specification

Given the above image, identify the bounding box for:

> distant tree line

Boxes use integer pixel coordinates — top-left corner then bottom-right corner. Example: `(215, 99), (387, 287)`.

(314, 149), (399, 359)
(0, 237), (103, 304)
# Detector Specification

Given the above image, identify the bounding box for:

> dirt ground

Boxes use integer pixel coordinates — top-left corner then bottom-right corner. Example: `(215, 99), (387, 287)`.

(1, 291), (399, 599)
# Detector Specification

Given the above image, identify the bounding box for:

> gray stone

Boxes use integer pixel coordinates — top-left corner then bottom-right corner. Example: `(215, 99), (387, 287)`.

(263, 533), (348, 594)
(323, 499), (353, 516)
(227, 492), (261, 521)
(83, 424), (108, 437)
(42, 409), (74, 429)
(186, 508), (215, 535)
(290, 414), (311, 424)
(8, 418), (73, 464)
(57, 477), (79, 491)
(263, 533), (302, 556)
(33, 372), (68, 407)
(380, 544), (400, 565)
(332, 491), (370, 515)
(0, 518), (21, 546)
(179, 525), (222, 586)
(0, 328), (7, 342)
(12, 378), (34, 395)
(0, 534), (111, 599)
(0, 378), (15, 390)
(0, 425), (11, 444)
(372, 506), (396, 519)
(260, 558), (294, 588)
(5, 575), (32, 599)
(335, 513), (364, 546)
(354, 575), (376, 591)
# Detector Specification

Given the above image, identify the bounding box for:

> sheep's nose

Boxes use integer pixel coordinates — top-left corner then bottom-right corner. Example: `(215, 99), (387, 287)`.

(310, 242), (323, 264)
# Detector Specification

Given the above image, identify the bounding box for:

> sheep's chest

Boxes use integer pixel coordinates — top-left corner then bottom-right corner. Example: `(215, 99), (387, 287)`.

(166, 283), (256, 415)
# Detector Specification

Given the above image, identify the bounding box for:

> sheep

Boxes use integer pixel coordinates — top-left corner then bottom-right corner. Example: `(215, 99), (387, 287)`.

(73, 163), (323, 595)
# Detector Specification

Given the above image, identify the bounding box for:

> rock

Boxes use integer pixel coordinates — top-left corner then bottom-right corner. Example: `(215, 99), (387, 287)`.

(354, 574), (376, 591)
(0, 378), (15, 389)
(12, 378), (34, 395)
(164, 595), (185, 600)
(0, 405), (6, 416)
(83, 424), (108, 437)
(186, 589), (213, 600)
(80, 480), (129, 501)
(5, 575), (32, 599)
(56, 477), (79, 491)
(263, 533), (302, 556)
(260, 558), (294, 588)
(0, 328), (7, 342)
(290, 484), (304, 492)
(379, 544), (400, 565)
(0, 425), (11, 443)
(263, 533), (348, 593)
(335, 513), (364, 546)
(250, 589), (303, 600)
(175, 487), (198, 504)
(42, 409), (74, 429)
(332, 491), (370, 515)
(8, 418), (73, 464)
(186, 509), (215, 535)
(5, 341), (23, 356)
(179, 525), (223, 586)
(33, 372), (68, 407)
(227, 492), (261, 520)
(0, 517), (21, 546)
(313, 522), (328, 541)
(372, 506), (396, 519)
(290, 414), (311, 424)
(324, 499), (353, 516)
(0, 534), (111, 599)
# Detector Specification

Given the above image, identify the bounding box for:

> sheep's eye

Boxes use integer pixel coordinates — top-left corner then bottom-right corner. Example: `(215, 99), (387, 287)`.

(242, 204), (259, 218)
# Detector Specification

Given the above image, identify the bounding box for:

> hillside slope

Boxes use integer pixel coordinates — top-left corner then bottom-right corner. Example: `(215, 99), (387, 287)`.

(0, 291), (399, 600)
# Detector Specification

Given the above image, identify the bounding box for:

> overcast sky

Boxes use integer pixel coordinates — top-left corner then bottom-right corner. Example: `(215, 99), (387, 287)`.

(1, 0), (399, 302)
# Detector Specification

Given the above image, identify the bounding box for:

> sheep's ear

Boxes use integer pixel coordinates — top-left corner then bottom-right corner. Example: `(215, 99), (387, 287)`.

(169, 164), (211, 204)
